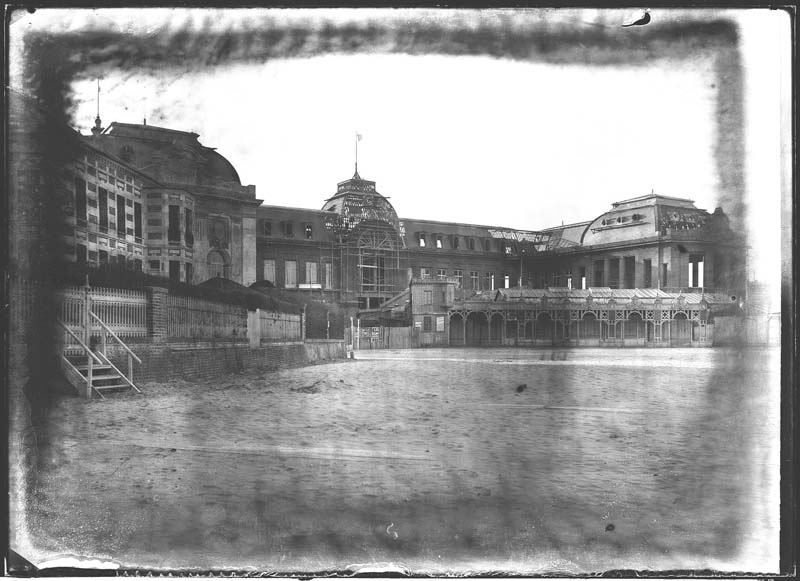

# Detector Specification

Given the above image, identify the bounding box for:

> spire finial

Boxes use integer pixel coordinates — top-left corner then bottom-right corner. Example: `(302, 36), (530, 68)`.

(91, 78), (103, 136)
(354, 132), (362, 178)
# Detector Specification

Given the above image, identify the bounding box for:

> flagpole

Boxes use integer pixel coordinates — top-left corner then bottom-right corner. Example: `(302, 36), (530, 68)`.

(355, 132), (358, 175)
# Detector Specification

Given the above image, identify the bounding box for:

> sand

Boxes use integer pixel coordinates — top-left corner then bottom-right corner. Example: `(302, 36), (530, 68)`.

(18, 347), (780, 574)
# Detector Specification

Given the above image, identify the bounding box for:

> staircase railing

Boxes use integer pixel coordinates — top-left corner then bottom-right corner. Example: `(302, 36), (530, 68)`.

(57, 319), (106, 399)
(90, 311), (143, 394)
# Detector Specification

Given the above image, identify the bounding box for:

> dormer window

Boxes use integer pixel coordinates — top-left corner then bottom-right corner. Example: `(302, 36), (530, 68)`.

(504, 245), (513, 254)
(468, 238), (476, 251)
(484, 239), (491, 252)
(418, 233), (426, 248)
(263, 221), (272, 236)
(282, 221), (294, 238)
(452, 236), (460, 249)
(305, 223), (313, 239)
(435, 235), (443, 249)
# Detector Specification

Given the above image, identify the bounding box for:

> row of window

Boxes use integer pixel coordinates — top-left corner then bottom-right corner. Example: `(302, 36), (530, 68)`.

(148, 259), (193, 284)
(263, 221), (314, 240)
(416, 233), (511, 253)
(418, 267), (509, 291)
(75, 178), (142, 239)
(263, 259), (334, 289)
(74, 244), (142, 270)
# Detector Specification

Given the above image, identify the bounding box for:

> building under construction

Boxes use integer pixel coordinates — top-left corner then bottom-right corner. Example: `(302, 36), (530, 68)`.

(254, 167), (746, 334)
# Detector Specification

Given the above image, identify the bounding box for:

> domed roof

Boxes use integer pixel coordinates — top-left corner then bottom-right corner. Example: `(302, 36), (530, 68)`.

(96, 122), (241, 186)
(321, 171), (399, 231)
(199, 148), (241, 184)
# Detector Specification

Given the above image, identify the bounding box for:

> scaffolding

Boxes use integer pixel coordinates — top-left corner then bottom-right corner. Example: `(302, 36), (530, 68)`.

(323, 180), (409, 310)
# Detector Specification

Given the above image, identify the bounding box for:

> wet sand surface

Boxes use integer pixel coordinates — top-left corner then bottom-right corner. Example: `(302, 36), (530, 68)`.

(22, 347), (779, 574)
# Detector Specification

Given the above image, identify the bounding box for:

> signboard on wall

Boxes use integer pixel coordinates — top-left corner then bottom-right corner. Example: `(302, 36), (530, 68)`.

(436, 316), (445, 332)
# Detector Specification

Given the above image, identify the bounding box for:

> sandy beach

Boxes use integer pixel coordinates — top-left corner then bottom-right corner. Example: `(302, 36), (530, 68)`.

(19, 347), (780, 574)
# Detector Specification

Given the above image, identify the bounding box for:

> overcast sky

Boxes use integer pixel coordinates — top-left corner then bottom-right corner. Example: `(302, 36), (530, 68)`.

(10, 8), (788, 288)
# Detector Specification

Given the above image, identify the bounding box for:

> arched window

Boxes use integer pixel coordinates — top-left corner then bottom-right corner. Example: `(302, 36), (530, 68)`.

(207, 250), (229, 279)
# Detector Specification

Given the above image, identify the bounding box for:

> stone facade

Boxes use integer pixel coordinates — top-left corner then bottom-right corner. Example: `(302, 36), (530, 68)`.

(8, 90), (746, 323)
(255, 171), (745, 326)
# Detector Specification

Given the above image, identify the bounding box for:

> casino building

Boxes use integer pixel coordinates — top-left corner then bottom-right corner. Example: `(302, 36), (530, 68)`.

(9, 89), (746, 347)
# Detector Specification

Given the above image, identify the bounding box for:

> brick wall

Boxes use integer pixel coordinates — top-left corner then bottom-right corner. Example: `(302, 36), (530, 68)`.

(104, 339), (346, 385)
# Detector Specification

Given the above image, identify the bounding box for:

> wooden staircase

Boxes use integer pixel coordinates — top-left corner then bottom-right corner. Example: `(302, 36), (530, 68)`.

(59, 313), (142, 399)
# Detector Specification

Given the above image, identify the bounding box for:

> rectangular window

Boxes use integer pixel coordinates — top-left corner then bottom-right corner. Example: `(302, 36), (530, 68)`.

(168, 205), (180, 242)
(133, 258), (142, 272)
(305, 224), (313, 239)
(662, 263), (668, 287)
(76, 244), (87, 263)
(423, 316), (432, 332)
(263, 221), (272, 236)
(116, 195), (126, 236)
(470, 271), (479, 290)
(99, 250), (108, 264)
(324, 262), (333, 289)
(579, 266), (587, 290)
(185, 262), (193, 284)
(126, 199), (133, 207)
(147, 205), (161, 213)
(305, 261), (318, 285)
(468, 238), (476, 251)
(285, 260), (297, 288)
(453, 269), (463, 288)
(418, 234), (426, 248)
(134, 202), (142, 238)
(75, 177), (87, 220)
(485, 272), (495, 291)
(420, 267), (431, 280)
(147, 232), (163, 240)
(263, 259), (276, 284)
(98, 188), (108, 229)
(88, 250), (98, 262)
(441, 290), (446, 305)
(147, 218), (162, 226)
(624, 256), (635, 289)
(689, 254), (704, 288)
(435, 235), (443, 249)
(423, 290), (432, 305)
(436, 268), (447, 280)
(452, 236), (460, 249)
(169, 260), (180, 282)
(283, 221), (294, 238)
(593, 260), (604, 287)
(149, 260), (161, 271)
(504, 274), (510, 288)
(609, 258), (620, 289)
(643, 259), (652, 288)
(184, 208), (193, 246)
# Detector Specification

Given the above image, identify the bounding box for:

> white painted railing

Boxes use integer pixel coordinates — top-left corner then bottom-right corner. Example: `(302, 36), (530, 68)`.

(58, 285), (148, 339)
